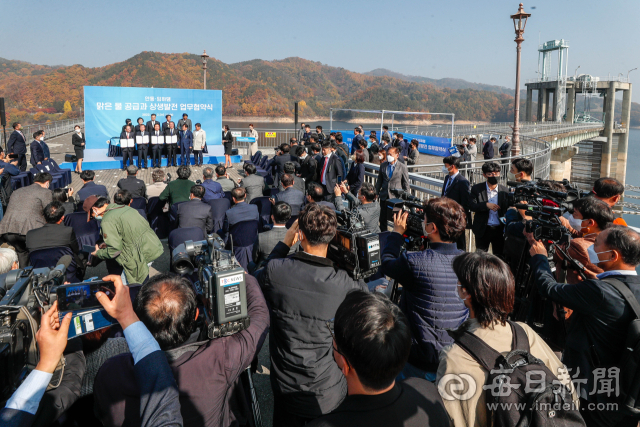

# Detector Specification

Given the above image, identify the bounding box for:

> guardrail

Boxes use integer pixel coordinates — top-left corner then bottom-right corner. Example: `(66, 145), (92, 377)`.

(2, 119), (84, 147)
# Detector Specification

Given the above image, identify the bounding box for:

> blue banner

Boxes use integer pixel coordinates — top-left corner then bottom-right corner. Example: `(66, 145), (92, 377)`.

(83, 86), (222, 150)
(332, 129), (451, 157)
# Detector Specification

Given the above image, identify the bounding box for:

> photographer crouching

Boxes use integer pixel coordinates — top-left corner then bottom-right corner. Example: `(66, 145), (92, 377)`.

(93, 272), (270, 427)
(380, 197), (469, 381)
(527, 226), (640, 427)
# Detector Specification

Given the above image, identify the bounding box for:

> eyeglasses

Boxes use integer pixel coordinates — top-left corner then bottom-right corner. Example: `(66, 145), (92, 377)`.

(326, 320), (349, 363)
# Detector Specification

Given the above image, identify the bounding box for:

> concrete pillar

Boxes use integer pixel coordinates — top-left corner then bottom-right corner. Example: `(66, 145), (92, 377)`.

(552, 83), (561, 122)
(600, 82), (617, 178)
(525, 87), (533, 122)
(545, 89), (552, 121)
(617, 84), (633, 185)
(538, 88), (547, 122)
(550, 146), (579, 181)
(566, 84), (576, 123)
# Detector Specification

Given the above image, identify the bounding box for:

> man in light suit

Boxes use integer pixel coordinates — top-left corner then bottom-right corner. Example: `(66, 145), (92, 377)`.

(7, 122), (27, 171)
(120, 125), (135, 170)
(241, 163), (266, 203)
(177, 113), (192, 133)
(178, 123), (193, 166)
(277, 161), (305, 194)
(441, 155), (471, 250)
(250, 201), (298, 272)
(275, 174), (305, 216)
(30, 131), (45, 167)
(468, 161), (509, 255)
(177, 185), (213, 236)
(221, 187), (259, 244)
(375, 146), (409, 231)
(146, 114), (160, 135)
(335, 182), (381, 233)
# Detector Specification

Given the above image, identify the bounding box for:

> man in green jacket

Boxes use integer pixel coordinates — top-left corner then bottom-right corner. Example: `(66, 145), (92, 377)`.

(91, 203), (163, 284)
(159, 165), (196, 206)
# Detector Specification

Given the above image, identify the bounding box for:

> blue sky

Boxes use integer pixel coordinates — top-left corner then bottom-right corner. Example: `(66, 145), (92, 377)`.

(3, 0), (640, 101)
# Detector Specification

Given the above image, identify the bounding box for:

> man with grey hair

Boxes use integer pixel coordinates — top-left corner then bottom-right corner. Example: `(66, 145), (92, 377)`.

(117, 165), (147, 199)
(0, 247), (19, 275)
(147, 169), (167, 198)
(201, 166), (224, 202)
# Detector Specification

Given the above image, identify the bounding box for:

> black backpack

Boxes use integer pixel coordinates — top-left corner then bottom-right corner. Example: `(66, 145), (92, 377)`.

(601, 278), (640, 418)
(449, 321), (585, 427)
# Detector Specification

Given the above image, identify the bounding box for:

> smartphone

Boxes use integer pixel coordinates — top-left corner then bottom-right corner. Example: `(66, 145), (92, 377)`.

(337, 175), (343, 184)
(57, 281), (115, 312)
(82, 244), (95, 253)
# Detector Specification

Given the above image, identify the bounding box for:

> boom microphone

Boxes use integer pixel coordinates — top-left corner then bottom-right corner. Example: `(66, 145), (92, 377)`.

(48, 255), (73, 281)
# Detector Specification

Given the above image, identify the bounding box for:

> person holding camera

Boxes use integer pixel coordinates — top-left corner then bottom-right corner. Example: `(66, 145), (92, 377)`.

(307, 290), (450, 427)
(469, 162), (509, 254)
(527, 226), (640, 427)
(381, 197), (469, 380)
(94, 272), (269, 427)
(255, 204), (367, 427)
(334, 182), (380, 233)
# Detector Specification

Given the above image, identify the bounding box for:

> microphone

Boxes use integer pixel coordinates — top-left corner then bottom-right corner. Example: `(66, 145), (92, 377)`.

(48, 255), (73, 281)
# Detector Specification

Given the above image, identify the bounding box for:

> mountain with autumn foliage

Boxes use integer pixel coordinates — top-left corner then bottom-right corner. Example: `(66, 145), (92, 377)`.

(1, 52), (639, 126)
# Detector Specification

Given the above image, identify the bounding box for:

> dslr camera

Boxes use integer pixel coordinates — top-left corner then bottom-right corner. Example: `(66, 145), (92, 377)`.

(385, 189), (425, 251)
(171, 235), (250, 339)
(0, 256), (72, 400)
(328, 209), (380, 280)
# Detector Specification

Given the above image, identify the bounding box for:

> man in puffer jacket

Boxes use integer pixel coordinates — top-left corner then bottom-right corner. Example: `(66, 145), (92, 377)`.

(381, 197), (469, 380)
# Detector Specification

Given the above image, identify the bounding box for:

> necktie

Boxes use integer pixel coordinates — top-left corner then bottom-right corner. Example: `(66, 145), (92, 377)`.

(321, 157), (329, 184)
(388, 164), (393, 179)
(444, 176), (452, 193)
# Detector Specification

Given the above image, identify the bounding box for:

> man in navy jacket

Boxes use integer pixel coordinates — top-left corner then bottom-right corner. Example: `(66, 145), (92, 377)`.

(30, 131), (45, 167)
(441, 155), (471, 250)
(178, 123), (193, 166)
(7, 122), (27, 171)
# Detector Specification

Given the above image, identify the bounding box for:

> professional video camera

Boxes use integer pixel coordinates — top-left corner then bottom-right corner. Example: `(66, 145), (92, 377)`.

(171, 235), (250, 339)
(0, 256), (72, 401)
(385, 189), (424, 251)
(328, 208), (380, 280)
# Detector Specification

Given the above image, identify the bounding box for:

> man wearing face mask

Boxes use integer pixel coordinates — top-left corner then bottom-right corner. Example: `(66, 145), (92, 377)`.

(554, 197), (614, 284)
(527, 226), (640, 427)
(380, 197), (469, 381)
(441, 156), (471, 250)
(375, 146), (410, 231)
(468, 162), (509, 254)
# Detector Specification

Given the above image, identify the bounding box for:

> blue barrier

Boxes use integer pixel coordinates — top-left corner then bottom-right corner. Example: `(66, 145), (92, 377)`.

(332, 129), (451, 157)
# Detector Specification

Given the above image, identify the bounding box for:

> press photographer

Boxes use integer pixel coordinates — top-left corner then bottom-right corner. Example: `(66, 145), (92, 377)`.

(380, 197), (468, 381)
(527, 226), (640, 427)
(254, 203), (367, 427)
(94, 270), (269, 427)
(333, 182), (381, 233)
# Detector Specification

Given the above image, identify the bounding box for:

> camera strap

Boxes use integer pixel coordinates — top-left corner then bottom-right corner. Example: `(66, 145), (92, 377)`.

(164, 340), (209, 363)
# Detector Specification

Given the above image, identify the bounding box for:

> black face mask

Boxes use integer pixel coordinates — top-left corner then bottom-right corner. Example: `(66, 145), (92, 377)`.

(487, 176), (498, 185)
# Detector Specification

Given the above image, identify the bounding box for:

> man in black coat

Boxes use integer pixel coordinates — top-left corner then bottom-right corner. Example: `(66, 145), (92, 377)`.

(119, 125), (135, 170)
(272, 143), (296, 184)
(528, 226), (640, 427)
(150, 123), (164, 168)
(375, 146), (410, 231)
(77, 170), (109, 203)
(275, 174), (305, 215)
(25, 201), (84, 276)
(296, 145), (317, 186)
(7, 122), (27, 171)
(468, 161), (508, 255)
(135, 124), (150, 169)
(318, 140), (342, 198)
(162, 114), (174, 133)
(117, 165), (147, 199)
(164, 122), (178, 167)
(255, 204), (367, 427)
(146, 113), (160, 135)
(441, 155), (471, 250)
(482, 137), (496, 160)
(177, 185), (213, 236)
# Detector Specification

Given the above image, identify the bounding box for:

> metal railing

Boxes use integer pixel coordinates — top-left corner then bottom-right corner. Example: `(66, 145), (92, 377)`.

(2, 118), (84, 147)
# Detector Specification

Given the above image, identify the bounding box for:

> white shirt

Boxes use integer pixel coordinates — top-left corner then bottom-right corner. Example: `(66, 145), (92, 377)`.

(321, 152), (332, 185)
(486, 182), (500, 226)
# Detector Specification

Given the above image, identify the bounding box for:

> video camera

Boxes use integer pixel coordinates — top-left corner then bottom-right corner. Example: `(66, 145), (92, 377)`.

(328, 208), (380, 280)
(0, 256), (72, 401)
(385, 189), (424, 251)
(171, 235), (250, 339)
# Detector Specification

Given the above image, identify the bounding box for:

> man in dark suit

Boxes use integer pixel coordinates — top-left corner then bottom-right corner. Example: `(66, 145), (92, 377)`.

(77, 170), (109, 203)
(40, 130), (50, 161)
(468, 161), (509, 255)
(30, 131), (45, 167)
(178, 124), (193, 166)
(375, 146), (410, 231)
(117, 165), (147, 199)
(275, 174), (305, 216)
(120, 125), (135, 170)
(499, 136), (512, 161)
(296, 145), (317, 185)
(164, 122), (178, 167)
(135, 124), (150, 169)
(7, 122), (27, 171)
(351, 127), (365, 155)
(177, 113), (192, 132)
(272, 143), (295, 184)
(441, 155), (471, 250)
(162, 114), (174, 132)
(318, 140), (342, 198)
(150, 123), (164, 168)
(221, 187), (259, 244)
(482, 137), (496, 160)
(146, 113), (160, 135)
(177, 185), (213, 236)
(278, 162), (305, 194)
(25, 201), (83, 275)
(250, 201), (298, 272)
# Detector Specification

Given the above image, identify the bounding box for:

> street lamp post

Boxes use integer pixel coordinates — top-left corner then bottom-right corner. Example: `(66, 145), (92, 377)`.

(628, 68), (638, 81)
(201, 50), (209, 90)
(574, 66), (580, 79)
(510, 3), (531, 157)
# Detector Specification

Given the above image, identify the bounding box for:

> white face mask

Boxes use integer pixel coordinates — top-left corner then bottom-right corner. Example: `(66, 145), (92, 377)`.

(423, 222), (436, 237)
(387, 155), (395, 163)
(587, 245), (614, 265)
(568, 215), (583, 231)
(378, 155), (384, 160)
(442, 166), (450, 174)
(75, 128), (81, 133)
